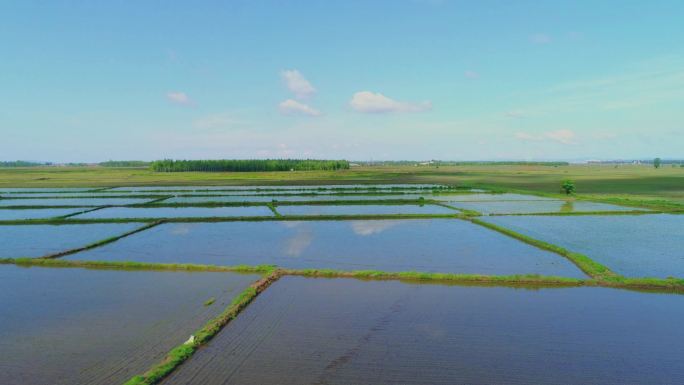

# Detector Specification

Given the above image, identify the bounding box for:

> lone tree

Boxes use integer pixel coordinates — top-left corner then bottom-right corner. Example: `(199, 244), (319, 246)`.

(654, 157), (662, 168)
(561, 180), (575, 195)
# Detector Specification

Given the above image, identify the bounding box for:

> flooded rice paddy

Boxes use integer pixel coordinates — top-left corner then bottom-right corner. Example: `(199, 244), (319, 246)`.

(162, 276), (684, 385)
(4, 185), (681, 384)
(0, 264), (259, 385)
(276, 204), (457, 216)
(72, 206), (275, 219)
(0, 223), (141, 258)
(483, 214), (684, 278)
(0, 197), (155, 207)
(0, 208), (87, 220)
(68, 219), (585, 277)
(163, 194), (430, 203)
(448, 200), (639, 214)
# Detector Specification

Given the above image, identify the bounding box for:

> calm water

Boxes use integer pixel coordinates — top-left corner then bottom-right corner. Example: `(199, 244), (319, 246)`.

(0, 208), (87, 220)
(448, 200), (639, 214)
(0, 188), (95, 192)
(434, 193), (555, 202)
(68, 219), (585, 277)
(0, 223), (141, 258)
(0, 265), (258, 385)
(110, 184), (443, 192)
(73, 206), (274, 219)
(277, 204), (456, 216)
(483, 214), (684, 278)
(0, 198), (155, 207)
(164, 194), (429, 203)
(162, 277), (684, 385)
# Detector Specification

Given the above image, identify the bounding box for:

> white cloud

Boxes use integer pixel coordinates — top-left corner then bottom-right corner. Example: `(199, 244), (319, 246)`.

(349, 91), (432, 114)
(278, 99), (321, 117)
(515, 129), (577, 145)
(281, 69), (316, 99)
(166, 91), (193, 106)
(530, 33), (552, 44)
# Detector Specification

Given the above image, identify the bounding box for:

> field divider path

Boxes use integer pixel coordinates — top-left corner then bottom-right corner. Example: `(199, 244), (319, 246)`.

(57, 206), (108, 219)
(37, 221), (164, 259)
(467, 217), (616, 279)
(122, 270), (281, 385)
(2, 257), (683, 293)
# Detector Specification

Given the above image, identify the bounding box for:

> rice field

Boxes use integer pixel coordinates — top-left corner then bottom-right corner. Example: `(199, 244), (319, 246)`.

(2, 182), (682, 385)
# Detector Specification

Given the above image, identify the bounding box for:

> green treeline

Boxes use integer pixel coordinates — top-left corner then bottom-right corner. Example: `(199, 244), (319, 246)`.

(0, 161), (51, 167)
(99, 160), (150, 167)
(150, 159), (350, 172)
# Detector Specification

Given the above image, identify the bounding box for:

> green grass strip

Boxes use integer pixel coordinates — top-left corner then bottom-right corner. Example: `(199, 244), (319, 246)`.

(1, 258), (276, 274)
(469, 217), (616, 279)
(122, 272), (280, 385)
(38, 221), (163, 259)
(283, 268), (585, 288)
(2, 257), (684, 294)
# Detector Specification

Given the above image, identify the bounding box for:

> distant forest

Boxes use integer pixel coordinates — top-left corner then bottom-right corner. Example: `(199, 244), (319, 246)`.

(0, 161), (51, 167)
(149, 159), (351, 172)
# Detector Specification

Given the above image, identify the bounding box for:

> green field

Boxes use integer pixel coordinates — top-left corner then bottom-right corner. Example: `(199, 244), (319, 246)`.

(2, 164), (682, 207)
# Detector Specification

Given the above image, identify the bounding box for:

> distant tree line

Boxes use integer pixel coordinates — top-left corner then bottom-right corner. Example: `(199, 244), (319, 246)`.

(99, 160), (150, 167)
(150, 159), (351, 172)
(355, 160), (569, 166)
(0, 161), (51, 167)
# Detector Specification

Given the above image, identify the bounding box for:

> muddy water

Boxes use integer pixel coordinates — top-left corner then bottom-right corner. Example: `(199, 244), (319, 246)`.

(162, 276), (684, 385)
(483, 214), (684, 278)
(73, 206), (274, 219)
(0, 223), (141, 258)
(68, 219), (585, 277)
(277, 204), (456, 216)
(0, 264), (259, 385)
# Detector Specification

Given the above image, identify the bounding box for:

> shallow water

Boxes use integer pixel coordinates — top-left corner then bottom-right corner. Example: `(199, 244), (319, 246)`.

(0, 188), (95, 192)
(162, 277), (684, 385)
(0, 223), (141, 258)
(0, 198), (155, 207)
(73, 206), (274, 219)
(448, 200), (638, 214)
(0, 208), (88, 220)
(482, 214), (684, 278)
(163, 194), (429, 203)
(68, 219), (585, 277)
(0, 265), (258, 385)
(277, 204), (456, 216)
(110, 184), (444, 192)
(434, 193), (555, 201)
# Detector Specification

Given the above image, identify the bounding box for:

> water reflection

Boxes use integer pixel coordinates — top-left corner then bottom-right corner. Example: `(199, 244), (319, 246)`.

(350, 220), (405, 236)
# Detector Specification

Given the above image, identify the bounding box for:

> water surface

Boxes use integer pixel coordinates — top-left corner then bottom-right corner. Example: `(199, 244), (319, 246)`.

(0, 198), (154, 207)
(162, 277), (684, 385)
(73, 206), (274, 219)
(164, 194), (428, 203)
(483, 214), (684, 277)
(0, 208), (88, 220)
(277, 204), (456, 216)
(448, 200), (638, 214)
(69, 219), (585, 277)
(0, 223), (141, 258)
(0, 265), (258, 385)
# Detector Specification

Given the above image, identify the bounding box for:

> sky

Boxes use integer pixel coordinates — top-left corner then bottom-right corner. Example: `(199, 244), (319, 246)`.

(1, 0), (683, 162)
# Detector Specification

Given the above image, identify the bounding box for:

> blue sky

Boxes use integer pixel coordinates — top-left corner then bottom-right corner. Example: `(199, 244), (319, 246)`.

(1, 0), (682, 162)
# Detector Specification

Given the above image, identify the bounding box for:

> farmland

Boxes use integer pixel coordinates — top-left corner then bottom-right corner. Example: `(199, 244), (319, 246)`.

(1, 166), (683, 384)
